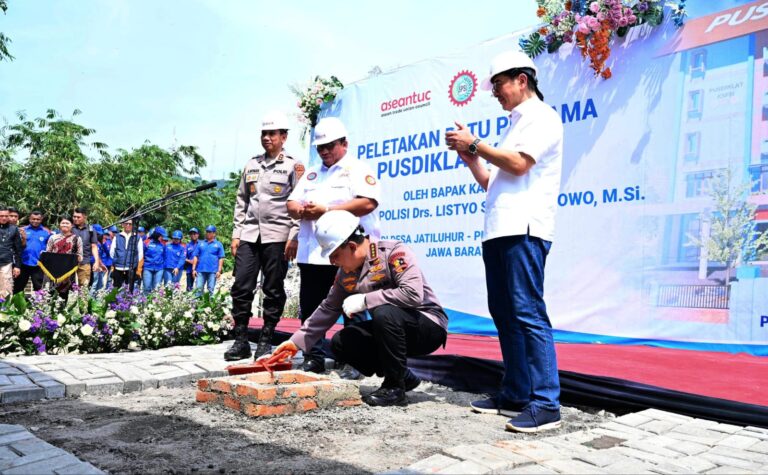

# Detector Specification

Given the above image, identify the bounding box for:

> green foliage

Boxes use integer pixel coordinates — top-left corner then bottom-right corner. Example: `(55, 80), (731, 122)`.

(520, 32), (547, 59)
(0, 0), (13, 62)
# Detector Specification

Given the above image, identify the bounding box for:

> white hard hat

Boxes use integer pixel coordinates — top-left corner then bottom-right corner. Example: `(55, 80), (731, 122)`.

(316, 210), (360, 258)
(481, 50), (538, 91)
(261, 111), (290, 131)
(313, 117), (348, 146)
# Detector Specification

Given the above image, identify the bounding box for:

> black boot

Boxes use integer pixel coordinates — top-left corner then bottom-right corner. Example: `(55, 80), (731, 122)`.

(252, 324), (275, 360)
(224, 324), (252, 361)
(363, 386), (407, 407)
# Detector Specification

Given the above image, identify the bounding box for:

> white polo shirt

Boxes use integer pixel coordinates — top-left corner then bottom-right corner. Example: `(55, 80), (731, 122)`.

(484, 97), (563, 243)
(288, 154), (382, 264)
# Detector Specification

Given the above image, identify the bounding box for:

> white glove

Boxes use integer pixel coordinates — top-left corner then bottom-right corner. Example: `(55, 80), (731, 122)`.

(342, 294), (367, 315)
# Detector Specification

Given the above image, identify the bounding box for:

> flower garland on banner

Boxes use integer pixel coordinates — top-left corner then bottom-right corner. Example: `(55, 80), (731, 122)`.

(291, 75), (344, 144)
(0, 285), (233, 356)
(520, 0), (688, 79)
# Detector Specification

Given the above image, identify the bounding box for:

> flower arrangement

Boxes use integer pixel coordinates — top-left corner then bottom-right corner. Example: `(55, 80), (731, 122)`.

(0, 284), (233, 356)
(291, 75), (344, 143)
(521, 1), (685, 79)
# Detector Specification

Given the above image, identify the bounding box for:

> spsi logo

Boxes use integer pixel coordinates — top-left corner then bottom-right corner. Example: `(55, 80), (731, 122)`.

(449, 70), (477, 107)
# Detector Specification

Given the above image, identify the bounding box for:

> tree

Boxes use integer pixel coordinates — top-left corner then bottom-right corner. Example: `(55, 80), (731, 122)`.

(688, 168), (768, 284)
(0, 0), (14, 62)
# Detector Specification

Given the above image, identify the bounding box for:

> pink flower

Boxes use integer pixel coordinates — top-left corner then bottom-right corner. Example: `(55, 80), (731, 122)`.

(628, 14), (637, 24)
(597, 12), (605, 21)
(589, 2), (600, 13)
(618, 17), (628, 27)
(578, 22), (591, 33)
(316, 98), (323, 105)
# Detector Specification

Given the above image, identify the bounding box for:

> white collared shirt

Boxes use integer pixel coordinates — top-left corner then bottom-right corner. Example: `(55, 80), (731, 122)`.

(484, 97), (563, 243)
(288, 154), (382, 264)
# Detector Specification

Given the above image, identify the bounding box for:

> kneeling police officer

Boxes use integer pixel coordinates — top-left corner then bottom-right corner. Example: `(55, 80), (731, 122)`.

(265, 210), (448, 406)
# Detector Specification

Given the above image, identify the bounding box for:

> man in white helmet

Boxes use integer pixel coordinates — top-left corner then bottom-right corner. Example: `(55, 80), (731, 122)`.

(446, 50), (563, 433)
(286, 117), (381, 377)
(226, 111), (304, 361)
(265, 210), (448, 406)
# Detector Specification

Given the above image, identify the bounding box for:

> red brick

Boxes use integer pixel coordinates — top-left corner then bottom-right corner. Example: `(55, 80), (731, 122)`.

(211, 380), (232, 393)
(223, 395), (241, 412)
(195, 391), (219, 404)
(296, 399), (318, 412)
(197, 379), (210, 391)
(336, 398), (363, 407)
(234, 383), (278, 401)
(276, 371), (322, 384)
(244, 403), (292, 417)
(244, 373), (275, 384)
(281, 383), (317, 398)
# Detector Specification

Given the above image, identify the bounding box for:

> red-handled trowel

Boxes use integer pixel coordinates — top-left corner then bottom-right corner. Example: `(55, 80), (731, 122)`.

(225, 348), (297, 376)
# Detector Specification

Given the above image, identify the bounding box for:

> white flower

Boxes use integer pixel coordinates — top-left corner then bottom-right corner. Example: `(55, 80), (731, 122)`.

(118, 328), (125, 336)
(153, 311), (162, 319)
(204, 308), (211, 314)
(212, 324), (220, 332)
(183, 311), (193, 319)
(18, 320), (31, 331)
(56, 314), (66, 325)
(206, 321), (214, 329)
(80, 325), (94, 336)
(128, 341), (139, 350)
(130, 306), (139, 315)
(105, 310), (116, 319)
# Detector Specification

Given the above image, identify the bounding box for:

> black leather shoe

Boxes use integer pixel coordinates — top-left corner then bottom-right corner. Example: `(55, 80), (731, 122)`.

(363, 387), (407, 407)
(337, 364), (362, 380)
(252, 325), (275, 360)
(302, 359), (325, 374)
(224, 339), (252, 361)
(404, 369), (421, 392)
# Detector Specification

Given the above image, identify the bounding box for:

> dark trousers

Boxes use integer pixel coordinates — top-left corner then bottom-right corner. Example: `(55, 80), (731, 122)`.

(298, 263), (339, 364)
(13, 264), (44, 294)
(331, 304), (446, 389)
(482, 234), (560, 411)
(112, 269), (136, 290)
(231, 239), (288, 327)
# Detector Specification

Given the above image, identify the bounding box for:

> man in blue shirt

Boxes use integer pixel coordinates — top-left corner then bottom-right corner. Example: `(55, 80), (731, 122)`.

(184, 227), (200, 291)
(142, 226), (167, 294)
(90, 224), (112, 296)
(13, 210), (50, 294)
(192, 225), (225, 295)
(163, 230), (186, 286)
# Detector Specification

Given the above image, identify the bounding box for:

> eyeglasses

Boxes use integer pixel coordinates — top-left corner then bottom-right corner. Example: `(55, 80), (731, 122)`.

(316, 140), (338, 152)
(491, 78), (509, 94)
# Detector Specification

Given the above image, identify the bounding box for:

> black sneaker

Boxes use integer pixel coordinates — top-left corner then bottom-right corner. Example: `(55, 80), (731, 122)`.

(363, 387), (407, 407)
(337, 364), (362, 380)
(470, 397), (524, 417)
(506, 406), (561, 433)
(404, 369), (421, 392)
(223, 339), (252, 361)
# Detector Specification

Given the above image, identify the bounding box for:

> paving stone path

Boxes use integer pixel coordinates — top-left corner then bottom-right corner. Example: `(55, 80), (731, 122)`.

(396, 408), (768, 474)
(0, 343), (233, 404)
(0, 424), (102, 474)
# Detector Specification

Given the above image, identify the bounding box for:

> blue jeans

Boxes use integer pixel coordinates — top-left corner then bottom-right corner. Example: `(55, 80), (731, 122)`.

(195, 272), (217, 295)
(482, 234), (560, 411)
(163, 269), (182, 285)
(90, 271), (108, 296)
(142, 269), (164, 294)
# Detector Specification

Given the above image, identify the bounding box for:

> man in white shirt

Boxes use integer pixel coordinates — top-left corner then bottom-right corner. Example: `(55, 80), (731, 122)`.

(287, 117), (381, 375)
(446, 50), (563, 433)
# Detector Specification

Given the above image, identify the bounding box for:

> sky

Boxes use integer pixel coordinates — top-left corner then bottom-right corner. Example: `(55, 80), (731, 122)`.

(0, 0), (746, 180)
(0, 0), (542, 180)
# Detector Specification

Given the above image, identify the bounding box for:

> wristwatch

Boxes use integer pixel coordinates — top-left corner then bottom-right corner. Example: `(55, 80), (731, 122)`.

(468, 138), (481, 155)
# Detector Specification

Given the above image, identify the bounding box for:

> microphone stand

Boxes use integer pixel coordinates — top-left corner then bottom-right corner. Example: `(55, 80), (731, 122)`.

(109, 182), (217, 293)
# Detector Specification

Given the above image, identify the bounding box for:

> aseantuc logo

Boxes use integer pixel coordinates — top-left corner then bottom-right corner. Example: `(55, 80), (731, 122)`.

(379, 90), (432, 117)
(449, 70), (477, 107)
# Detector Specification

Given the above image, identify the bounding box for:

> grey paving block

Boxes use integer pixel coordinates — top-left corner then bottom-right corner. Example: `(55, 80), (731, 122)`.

(599, 421), (653, 438)
(435, 459), (489, 474)
(671, 455), (717, 473)
(0, 375), (11, 386)
(574, 449), (634, 468)
(704, 466), (756, 474)
(0, 430), (34, 446)
(699, 452), (761, 471)
(667, 439), (709, 456)
(26, 372), (56, 383)
(172, 361), (208, 377)
(495, 440), (562, 463)
(667, 427), (728, 446)
(0, 446), (18, 461)
(0, 448), (61, 470)
(541, 458), (608, 474)
(637, 409), (693, 423)
(7, 375), (33, 386)
(504, 464), (557, 474)
(637, 419), (680, 435)
(0, 425), (25, 437)
(614, 447), (670, 465)
(0, 386), (45, 403)
(0, 368), (23, 376)
(54, 461), (105, 474)
(407, 454), (462, 473)
(707, 445), (768, 464)
(84, 377), (124, 395)
(9, 436), (58, 455)
(601, 459), (656, 474)
(3, 453), (82, 474)
(746, 440), (768, 453)
(37, 379), (66, 399)
(613, 413), (653, 427)
(444, 444), (531, 471)
(719, 434), (762, 450)
(621, 439), (681, 458)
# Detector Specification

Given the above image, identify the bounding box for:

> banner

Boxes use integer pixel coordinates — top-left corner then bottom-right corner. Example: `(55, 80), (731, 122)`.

(321, 2), (768, 354)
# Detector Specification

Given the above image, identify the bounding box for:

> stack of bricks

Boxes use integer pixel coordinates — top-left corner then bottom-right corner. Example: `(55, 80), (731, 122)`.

(195, 370), (362, 417)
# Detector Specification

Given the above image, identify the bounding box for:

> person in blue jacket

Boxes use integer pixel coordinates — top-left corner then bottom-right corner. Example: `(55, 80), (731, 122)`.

(91, 225), (114, 295)
(192, 225), (225, 296)
(184, 227), (200, 291)
(163, 230), (186, 286)
(13, 210), (51, 294)
(142, 227), (167, 294)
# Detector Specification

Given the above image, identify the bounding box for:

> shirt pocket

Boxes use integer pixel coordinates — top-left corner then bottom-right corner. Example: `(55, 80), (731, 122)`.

(268, 173), (290, 196)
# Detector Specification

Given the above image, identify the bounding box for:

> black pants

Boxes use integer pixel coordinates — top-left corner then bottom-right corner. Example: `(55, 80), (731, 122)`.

(13, 264), (44, 294)
(231, 239), (288, 327)
(331, 304), (447, 389)
(112, 269), (136, 290)
(298, 263), (339, 364)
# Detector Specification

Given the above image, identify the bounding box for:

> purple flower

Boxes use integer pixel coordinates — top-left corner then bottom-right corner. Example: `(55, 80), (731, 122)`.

(44, 317), (59, 332)
(192, 323), (204, 336)
(30, 316), (43, 333)
(638, 2), (649, 12)
(32, 336), (46, 354)
(82, 314), (97, 327)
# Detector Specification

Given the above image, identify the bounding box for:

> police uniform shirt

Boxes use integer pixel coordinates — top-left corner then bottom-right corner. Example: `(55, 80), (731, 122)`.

(485, 97), (563, 243)
(289, 240), (448, 352)
(288, 155), (382, 265)
(232, 152), (302, 244)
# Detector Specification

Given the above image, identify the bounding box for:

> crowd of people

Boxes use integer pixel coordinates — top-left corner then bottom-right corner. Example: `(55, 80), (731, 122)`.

(0, 205), (225, 299)
(1, 51), (564, 433)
